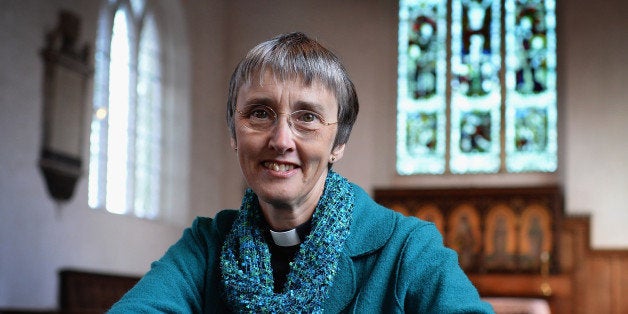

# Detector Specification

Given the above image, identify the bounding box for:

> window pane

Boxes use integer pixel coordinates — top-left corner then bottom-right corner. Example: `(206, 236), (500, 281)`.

(88, 54), (109, 209)
(397, 0), (448, 175)
(450, 0), (502, 174)
(135, 14), (162, 219)
(106, 7), (131, 214)
(505, 0), (557, 172)
(89, 0), (185, 220)
(130, 0), (145, 17)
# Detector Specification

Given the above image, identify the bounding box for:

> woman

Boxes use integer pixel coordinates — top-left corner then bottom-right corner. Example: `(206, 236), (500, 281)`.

(109, 32), (493, 313)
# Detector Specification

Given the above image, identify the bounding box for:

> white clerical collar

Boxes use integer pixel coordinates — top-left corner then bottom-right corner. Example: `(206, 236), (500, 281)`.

(269, 228), (301, 247)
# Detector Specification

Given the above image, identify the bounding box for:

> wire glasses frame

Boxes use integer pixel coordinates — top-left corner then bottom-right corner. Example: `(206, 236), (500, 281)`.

(235, 105), (338, 137)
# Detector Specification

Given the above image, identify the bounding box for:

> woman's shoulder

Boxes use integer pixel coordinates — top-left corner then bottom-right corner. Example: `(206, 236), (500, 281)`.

(351, 183), (432, 230)
(347, 183), (436, 255)
(188, 209), (240, 241)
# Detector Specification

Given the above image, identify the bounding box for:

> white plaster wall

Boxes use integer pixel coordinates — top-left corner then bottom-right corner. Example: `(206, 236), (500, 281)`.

(0, 0), (223, 309)
(559, 0), (628, 248)
(187, 0), (243, 220)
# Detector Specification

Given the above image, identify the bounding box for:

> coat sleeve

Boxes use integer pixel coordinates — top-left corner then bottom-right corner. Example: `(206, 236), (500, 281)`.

(397, 223), (495, 313)
(108, 217), (216, 313)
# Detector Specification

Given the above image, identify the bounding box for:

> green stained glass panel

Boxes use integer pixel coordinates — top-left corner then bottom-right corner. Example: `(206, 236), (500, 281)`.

(406, 112), (438, 154)
(515, 107), (548, 152)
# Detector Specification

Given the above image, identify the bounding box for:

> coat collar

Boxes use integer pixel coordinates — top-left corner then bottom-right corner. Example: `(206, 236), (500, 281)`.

(344, 183), (396, 256)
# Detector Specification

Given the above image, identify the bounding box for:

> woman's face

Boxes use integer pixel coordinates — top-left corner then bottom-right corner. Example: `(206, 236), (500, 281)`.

(232, 71), (345, 213)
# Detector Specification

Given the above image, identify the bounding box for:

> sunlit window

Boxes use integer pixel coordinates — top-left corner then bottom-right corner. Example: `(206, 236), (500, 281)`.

(105, 7), (131, 214)
(397, 0), (557, 175)
(135, 15), (161, 218)
(89, 0), (170, 219)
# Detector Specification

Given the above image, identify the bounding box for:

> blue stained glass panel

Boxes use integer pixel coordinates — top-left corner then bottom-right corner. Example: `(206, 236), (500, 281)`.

(505, 0), (557, 172)
(397, 0), (447, 175)
(450, 0), (502, 174)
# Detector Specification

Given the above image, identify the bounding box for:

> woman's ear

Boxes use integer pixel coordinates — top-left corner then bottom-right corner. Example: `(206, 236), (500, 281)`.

(330, 144), (346, 163)
(230, 137), (237, 151)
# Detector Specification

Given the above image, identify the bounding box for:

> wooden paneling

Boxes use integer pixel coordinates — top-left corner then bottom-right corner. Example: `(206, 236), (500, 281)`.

(618, 258), (628, 313)
(562, 217), (628, 314)
(58, 269), (140, 312)
(375, 187), (628, 314)
(468, 274), (572, 313)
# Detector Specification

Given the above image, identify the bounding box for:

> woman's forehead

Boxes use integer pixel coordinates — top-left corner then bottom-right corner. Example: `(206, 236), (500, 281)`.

(247, 69), (311, 87)
(238, 71), (338, 110)
(242, 70), (332, 95)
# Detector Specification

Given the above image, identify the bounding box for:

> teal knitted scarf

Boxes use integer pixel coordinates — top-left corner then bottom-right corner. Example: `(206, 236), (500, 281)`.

(220, 171), (355, 313)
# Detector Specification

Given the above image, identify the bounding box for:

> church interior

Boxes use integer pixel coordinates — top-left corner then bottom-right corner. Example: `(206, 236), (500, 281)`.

(1, 0), (628, 312)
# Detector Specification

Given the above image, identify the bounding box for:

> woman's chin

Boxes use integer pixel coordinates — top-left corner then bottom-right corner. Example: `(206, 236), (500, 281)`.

(255, 187), (296, 206)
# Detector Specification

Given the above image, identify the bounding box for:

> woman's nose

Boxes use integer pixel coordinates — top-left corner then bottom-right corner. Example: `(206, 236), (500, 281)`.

(268, 115), (295, 154)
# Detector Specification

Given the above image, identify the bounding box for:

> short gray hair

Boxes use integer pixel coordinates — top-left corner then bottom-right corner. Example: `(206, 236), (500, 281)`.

(226, 32), (359, 149)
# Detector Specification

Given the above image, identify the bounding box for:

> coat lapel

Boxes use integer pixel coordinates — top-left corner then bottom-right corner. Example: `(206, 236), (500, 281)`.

(324, 253), (356, 312)
(323, 184), (398, 312)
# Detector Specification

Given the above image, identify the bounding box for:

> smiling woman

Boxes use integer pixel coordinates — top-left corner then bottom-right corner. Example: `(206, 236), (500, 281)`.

(108, 32), (494, 313)
(232, 72), (344, 231)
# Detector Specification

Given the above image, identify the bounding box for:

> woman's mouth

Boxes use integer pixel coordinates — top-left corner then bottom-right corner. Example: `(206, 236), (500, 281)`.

(263, 161), (296, 172)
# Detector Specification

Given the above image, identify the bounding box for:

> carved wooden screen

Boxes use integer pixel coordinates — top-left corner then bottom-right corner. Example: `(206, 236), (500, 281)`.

(374, 186), (562, 274)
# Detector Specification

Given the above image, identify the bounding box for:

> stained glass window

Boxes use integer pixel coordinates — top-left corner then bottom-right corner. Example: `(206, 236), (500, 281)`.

(397, 0), (557, 175)
(397, 0), (447, 175)
(505, 0), (557, 172)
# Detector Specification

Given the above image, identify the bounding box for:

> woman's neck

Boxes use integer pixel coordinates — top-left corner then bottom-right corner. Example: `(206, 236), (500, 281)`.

(259, 186), (323, 230)
(260, 203), (316, 231)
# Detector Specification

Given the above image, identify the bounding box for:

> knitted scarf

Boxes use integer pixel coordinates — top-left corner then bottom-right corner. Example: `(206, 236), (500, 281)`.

(220, 171), (354, 313)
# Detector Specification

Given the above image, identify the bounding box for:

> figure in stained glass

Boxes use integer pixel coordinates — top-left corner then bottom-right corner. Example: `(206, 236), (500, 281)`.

(515, 4), (549, 94)
(515, 107), (547, 152)
(406, 112), (438, 155)
(460, 110), (492, 153)
(408, 14), (439, 99)
(455, 0), (498, 97)
(504, 0), (557, 172)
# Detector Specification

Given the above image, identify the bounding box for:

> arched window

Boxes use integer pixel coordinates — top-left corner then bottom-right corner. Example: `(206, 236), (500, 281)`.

(397, 0), (557, 175)
(89, 0), (189, 222)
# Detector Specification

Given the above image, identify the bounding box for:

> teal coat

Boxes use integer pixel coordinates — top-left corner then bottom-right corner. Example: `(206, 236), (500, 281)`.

(110, 184), (494, 313)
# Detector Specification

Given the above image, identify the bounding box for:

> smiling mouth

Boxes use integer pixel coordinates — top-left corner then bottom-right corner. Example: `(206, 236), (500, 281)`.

(263, 161), (296, 172)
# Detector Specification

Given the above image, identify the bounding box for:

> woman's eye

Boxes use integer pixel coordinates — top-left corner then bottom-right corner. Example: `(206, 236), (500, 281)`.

(296, 111), (320, 123)
(250, 108), (271, 119)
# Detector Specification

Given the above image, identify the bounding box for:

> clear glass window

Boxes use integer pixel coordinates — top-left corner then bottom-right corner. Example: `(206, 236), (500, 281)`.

(89, 0), (168, 219)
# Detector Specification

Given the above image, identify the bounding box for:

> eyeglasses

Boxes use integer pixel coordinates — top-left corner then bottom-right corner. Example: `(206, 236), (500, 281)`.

(235, 105), (338, 137)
